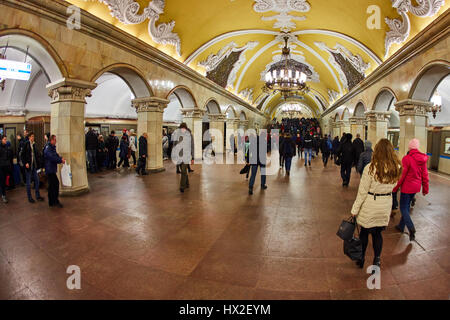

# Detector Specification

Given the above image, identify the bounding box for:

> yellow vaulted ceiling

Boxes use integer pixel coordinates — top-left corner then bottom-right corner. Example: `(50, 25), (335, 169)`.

(66, 0), (449, 117)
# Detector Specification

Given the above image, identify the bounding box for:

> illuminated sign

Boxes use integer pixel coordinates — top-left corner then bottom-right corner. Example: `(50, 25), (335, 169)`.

(0, 59), (32, 81)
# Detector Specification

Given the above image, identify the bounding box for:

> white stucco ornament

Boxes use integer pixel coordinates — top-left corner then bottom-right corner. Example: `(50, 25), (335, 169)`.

(99, 0), (181, 56)
(253, 0), (311, 31)
(385, 0), (445, 58)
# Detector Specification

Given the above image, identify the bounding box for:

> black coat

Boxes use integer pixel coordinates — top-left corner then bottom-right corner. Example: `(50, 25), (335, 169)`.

(282, 139), (296, 158)
(138, 136), (148, 158)
(353, 138), (365, 160)
(85, 130), (98, 151)
(320, 138), (331, 154)
(21, 140), (41, 170)
(303, 134), (313, 149)
(0, 143), (12, 167)
(337, 140), (355, 165)
(357, 148), (373, 174)
(106, 135), (119, 153)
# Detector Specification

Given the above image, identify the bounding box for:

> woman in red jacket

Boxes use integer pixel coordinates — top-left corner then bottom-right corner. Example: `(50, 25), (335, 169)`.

(393, 139), (429, 241)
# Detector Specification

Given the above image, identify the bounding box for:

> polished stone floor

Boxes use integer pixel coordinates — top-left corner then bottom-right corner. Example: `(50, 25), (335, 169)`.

(1, 155), (449, 300)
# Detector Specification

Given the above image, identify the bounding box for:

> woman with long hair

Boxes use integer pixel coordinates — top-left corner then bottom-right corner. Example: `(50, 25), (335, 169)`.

(351, 139), (402, 269)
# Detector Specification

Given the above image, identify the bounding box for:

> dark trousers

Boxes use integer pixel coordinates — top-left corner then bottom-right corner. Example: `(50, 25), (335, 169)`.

(180, 163), (189, 190)
(340, 162), (352, 184)
(322, 152), (330, 166)
(136, 157), (147, 175)
(87, 150), (97, 173)
(279, 154), (284, 167)
(360, 226), (384, 259)
(108, 151), (117, 169)
(118, 157), (129, 168)
(398, 193), (416, 232)
(26, 168), (41, 200)
(0, 165), (8, 196)
(249, 164), (266, 190)
(285, 157), (293, 172)
(47, 173), (60, 206)
(97, 151), (106, 170)
(131, 151), (136, 166)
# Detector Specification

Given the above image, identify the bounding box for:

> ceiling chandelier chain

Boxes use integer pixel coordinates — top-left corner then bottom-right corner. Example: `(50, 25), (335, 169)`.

(263, 33), (310, 100)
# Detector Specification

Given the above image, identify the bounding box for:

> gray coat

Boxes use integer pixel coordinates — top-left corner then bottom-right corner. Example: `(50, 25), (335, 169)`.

(357, 148), (373, 175)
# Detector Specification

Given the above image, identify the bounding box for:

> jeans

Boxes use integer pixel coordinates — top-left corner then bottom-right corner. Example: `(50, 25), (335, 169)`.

(26, 168), (41, 200)
(341, 162), (352, 184)
(398, 193), (416, 232)
(87, 150), (97, 173)
(285, 157), (293, 172)
(360, 226), (384, 259)
(47, 173), (60, 206)
(249, 164), (266, 190)
(304, 148), (312, 165)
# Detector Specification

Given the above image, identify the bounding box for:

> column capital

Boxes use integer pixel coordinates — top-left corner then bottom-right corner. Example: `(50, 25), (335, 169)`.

(349, 117), (366, 125)
(239, 120), (249, 127)
(226, 118), (240, 125)
(365, 110), (390, 122)
(46, 78), (97, 104)
(181, 108), (205, 119)
(394, 99), (433, 116)
(132, 97), (169, 113)
(209, 114), (226, 122)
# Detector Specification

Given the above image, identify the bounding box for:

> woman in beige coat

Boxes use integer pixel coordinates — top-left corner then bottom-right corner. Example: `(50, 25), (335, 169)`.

(351, 139), (402, 269)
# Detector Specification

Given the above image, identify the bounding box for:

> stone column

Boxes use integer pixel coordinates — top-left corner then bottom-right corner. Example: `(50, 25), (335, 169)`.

(182, 108), (205, 161)
(132, 97), (168, 173)
(226, 118), (240, 152)
(239, 120), (249, 131)
(47, 78), (97, 195)
(332, 122), (340, 138)
(395, 99), (433, 157)
(349, 117), (366, 140)
(339, 120), (351, 136)
(209, 114), (225, 155)
(365, 111), (390, 145)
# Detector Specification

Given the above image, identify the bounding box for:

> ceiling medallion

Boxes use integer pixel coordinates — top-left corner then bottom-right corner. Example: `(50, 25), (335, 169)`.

(99, 0), (181, 56)
(263, 35), (310, 100)
(253, 0), (311, 32)
(384, 0), (445, 58)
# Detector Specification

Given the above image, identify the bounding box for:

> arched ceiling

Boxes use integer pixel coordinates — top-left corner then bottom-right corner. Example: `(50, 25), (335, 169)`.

(67, 0), (449, 117)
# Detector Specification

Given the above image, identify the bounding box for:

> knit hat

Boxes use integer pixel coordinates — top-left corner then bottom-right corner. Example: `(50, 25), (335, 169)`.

(408, 138), (420, 151)
(364, 140), (372, 150)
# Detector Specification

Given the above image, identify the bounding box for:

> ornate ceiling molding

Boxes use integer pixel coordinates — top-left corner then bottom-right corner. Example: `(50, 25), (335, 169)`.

(239, 88), (254, 103)
(384, 0), (445, 58)
(198, 41), (259, 90)
(99, 0), (181, 56)
(260, 53), (320, 83)
(315, 42), (370, 91)
(253, 0), (311, 31)
(328, 89), (340, 104)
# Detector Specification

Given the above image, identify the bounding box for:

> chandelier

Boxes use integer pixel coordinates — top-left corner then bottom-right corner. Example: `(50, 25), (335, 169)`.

(263, 36), (310, 99)
(430, 93), (442, 119)
(280, 103), (307, 119)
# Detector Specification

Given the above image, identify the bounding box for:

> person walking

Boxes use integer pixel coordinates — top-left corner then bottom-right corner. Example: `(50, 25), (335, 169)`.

(337, 133), (355, 187)
(43, 135), (65, 208)
(351, 139), (402, 270)
(129, 129), (137, 167)
(162, 132), (169, 160)
(393, 139), (429, 241)
(283, 133), (296, 176)
(22, 132), (44, 203)
(136, 133), (148, 176)
(247, 132), (268, 195)
(353, 133), (365, 168)
(0, 135), (12, 203)
(97, 135), (107, 171)
(172, 123), (194, 193)
(332, 136), (340, 162)
(357, 140), (373, 175)
(244, 136), (250, 180)
(319, 134), (332, 167)
(303, 133), (313, 167)
(279, 132), (285, 169)
(117, 135), (130, 169)
(85, 127), (98, 173)
(106, 131), (119, 170)
(16, 133), (26, 185)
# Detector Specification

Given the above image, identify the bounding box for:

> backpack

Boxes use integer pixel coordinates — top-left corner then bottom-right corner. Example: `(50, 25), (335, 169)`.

(327, 140), (332, 151)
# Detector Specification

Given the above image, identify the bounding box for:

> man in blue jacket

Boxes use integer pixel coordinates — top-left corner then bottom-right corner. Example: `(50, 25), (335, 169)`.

(44, 135), (65, 208)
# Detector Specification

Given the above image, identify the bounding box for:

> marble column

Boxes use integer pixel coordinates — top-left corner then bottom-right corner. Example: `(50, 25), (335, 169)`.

(332, 122), (340, 138)
(209, 114), (225, 155)
(338, 120), (351, 136)
(349, 117), (366, 140)
(47, 78), (97, 196)
(226, 118), (240, 152)
(365, 111), (390, 145)
(182, 108), (205, 161)
(395, 99), (433, 157)
(132, 97), (168, 173)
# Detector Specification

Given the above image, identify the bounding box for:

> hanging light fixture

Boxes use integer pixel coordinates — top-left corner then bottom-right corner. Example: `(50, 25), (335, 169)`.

(263, 35), (310, 99)
(430, 93), (442, 119)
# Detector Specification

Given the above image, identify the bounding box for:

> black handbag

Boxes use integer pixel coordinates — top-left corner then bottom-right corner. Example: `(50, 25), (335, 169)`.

(336, 216), (356, 241)
(344, 237), (363, 261)
(240, 164), (250, 175)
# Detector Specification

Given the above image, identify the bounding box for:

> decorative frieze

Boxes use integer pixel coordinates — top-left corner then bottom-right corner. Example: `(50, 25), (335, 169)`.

(253, 0), (311, 31)
(365, 110), (391, 122)
(46, 78), (97, 104)
(181, 108), (205, 119)
(132, 97), (169, 113)
(349, 117), (366, 125)
(394, 99), (433, 116)
(208, 114), (226, 122)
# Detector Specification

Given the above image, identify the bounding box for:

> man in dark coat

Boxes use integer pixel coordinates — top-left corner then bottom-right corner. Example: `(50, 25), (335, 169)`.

(106, 131), (119, 169)
(44, 135), (65, 207)
(303, 133), (313, 167)
(320, 134), (331, 167)
(22, 132), (44, 203)
(336, 133), (355, 187)
(352, 133), (365, 167)
(172, 123), (194, 193)
(0, 135), (12, 203)
(136, 133), (148, 176)
(85, 127), (98, 173)
(247, 131), (268, 195)
(331, 136), (340, 161)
